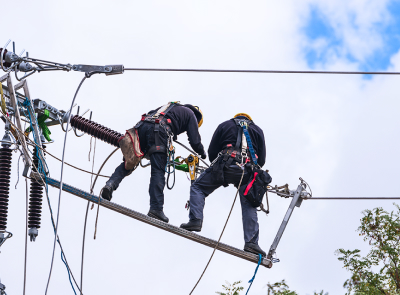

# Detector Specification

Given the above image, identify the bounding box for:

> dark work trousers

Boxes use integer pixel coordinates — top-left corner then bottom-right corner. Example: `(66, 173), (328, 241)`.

(188, 164), (260, 244)
(106, 122), (168, 211)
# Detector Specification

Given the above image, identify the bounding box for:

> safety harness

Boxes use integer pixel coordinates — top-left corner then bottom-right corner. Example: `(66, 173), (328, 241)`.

(134, 102), (178, 157)
(218, 118), (258, 168)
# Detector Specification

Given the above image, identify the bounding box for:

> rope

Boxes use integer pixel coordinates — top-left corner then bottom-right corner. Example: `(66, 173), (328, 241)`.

(61, 251), (77, 295)
(245, 254), (262, 295)
(80, 137), (96, 294)
(124, 67), (400, 75)
(189, 169), (245, 295)
(45, 76), (87, 295)
(166, 146), (176, 190)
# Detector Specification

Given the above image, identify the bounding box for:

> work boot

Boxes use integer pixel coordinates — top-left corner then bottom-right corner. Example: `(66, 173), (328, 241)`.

(180, 219), (202, 232)
(101, 185), (113, 201)
(148, 209), (169, 223)
(244, 242), (266, 257)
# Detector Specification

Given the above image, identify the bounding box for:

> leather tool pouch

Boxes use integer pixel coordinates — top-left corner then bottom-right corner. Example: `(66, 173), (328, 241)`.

(239, 168), (272, 207)
(119, 127), (144, 170)
(211, 157), (228, 187)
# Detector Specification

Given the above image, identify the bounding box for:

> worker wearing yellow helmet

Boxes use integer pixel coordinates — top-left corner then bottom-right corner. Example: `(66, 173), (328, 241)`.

(181, 112), (270, 258)
(101, 102), (206, 224)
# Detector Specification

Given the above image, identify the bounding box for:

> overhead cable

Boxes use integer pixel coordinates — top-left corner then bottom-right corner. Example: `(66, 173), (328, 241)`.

(124, 68), (400, 75)
(306, 197), (400, 200)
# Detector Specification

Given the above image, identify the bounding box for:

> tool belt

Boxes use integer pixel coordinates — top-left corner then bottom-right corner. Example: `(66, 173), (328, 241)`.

(118, 127), (144, 170)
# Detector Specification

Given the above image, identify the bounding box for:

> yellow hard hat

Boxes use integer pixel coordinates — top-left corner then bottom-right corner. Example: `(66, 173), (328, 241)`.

(195, 106), (203, 127)
(234, 113), (252, 121)
(184, 104), (203, 127)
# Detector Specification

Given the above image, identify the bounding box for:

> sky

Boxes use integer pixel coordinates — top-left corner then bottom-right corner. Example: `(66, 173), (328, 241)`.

(1, 0), (400, 294)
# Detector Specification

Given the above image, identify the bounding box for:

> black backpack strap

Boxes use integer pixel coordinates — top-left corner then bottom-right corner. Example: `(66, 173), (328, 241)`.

(224, 122), (243, 167)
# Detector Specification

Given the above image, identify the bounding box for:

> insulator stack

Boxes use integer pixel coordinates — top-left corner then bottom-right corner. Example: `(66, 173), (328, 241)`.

(28, 148), (43, 240)
(0, 146), (11, 231)
(70, 115), (123, 147)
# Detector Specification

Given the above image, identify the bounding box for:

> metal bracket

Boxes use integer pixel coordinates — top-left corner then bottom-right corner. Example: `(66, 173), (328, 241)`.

(267, 178), (308, 260)
(14, 79), (48, 175)
(0, 231), (13, 248)
(0, 73), (32, 175)
(72, 64), (124, 78)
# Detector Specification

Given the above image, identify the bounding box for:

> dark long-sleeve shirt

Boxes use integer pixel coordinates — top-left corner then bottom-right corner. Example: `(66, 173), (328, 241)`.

(208, 117), (266, 167)
(149, 105), (205, 156)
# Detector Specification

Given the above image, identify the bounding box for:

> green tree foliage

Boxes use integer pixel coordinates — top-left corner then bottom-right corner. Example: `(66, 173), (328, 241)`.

(216, 281), (244, 295)
(337, 205), (400, 294)
(266, 280), (328, 295)
(266, 280), (297, 295)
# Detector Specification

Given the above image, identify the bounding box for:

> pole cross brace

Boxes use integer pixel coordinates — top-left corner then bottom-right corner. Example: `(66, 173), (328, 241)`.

(267, 178), (309, 260)
(30, 172), (273, 268)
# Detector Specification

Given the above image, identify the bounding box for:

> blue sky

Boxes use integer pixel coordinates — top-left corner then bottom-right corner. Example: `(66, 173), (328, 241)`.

(304, 2), (400, 72)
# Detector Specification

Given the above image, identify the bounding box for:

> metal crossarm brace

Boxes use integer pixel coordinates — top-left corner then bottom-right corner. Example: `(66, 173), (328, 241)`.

(0, 73), (31, 175)
(267, 181), (304, 260)
(15, 80), (48, 175)
(30, 172), (272, 268)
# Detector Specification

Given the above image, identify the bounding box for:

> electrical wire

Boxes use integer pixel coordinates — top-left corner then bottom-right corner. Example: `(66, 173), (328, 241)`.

(92, 147), (120, 239)
(23, 178), (28, 295)
(25, 141), (109, 178)
(189, 169), (245, 295)
(80, 137), (96, 294)
(124, 68), (400, 75)
(45, 76), (87, 295)
(306, 197), (400, 200)
(0, 103), (83, 294)
(0, 113), (109, 178)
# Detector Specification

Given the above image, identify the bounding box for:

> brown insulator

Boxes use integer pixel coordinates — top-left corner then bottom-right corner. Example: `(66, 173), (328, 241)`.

(28, 148), (43, 230)
(70, 115), (123, 147)
(0, 146), (12, 231)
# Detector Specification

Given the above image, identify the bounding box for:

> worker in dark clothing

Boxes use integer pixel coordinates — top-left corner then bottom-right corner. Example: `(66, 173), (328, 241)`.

(101, 102), (206, 223)
(180, 113), (268, 257)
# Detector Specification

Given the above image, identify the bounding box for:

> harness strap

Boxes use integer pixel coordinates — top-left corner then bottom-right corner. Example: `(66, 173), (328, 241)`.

(242, 124), (258, 165)
(224, 125), (242, 167)
(143, 102), (178, 157)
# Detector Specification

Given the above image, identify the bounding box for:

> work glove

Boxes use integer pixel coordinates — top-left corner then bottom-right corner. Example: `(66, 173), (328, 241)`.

(201, 152), (207, 160)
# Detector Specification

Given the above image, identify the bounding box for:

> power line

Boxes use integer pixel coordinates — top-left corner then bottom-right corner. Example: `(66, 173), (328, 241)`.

(307, 197), (400, 200)
(124, 68), (400, 75)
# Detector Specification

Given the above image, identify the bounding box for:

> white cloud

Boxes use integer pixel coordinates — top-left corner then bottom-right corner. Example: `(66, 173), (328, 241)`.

(1, 1), (400, 295)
